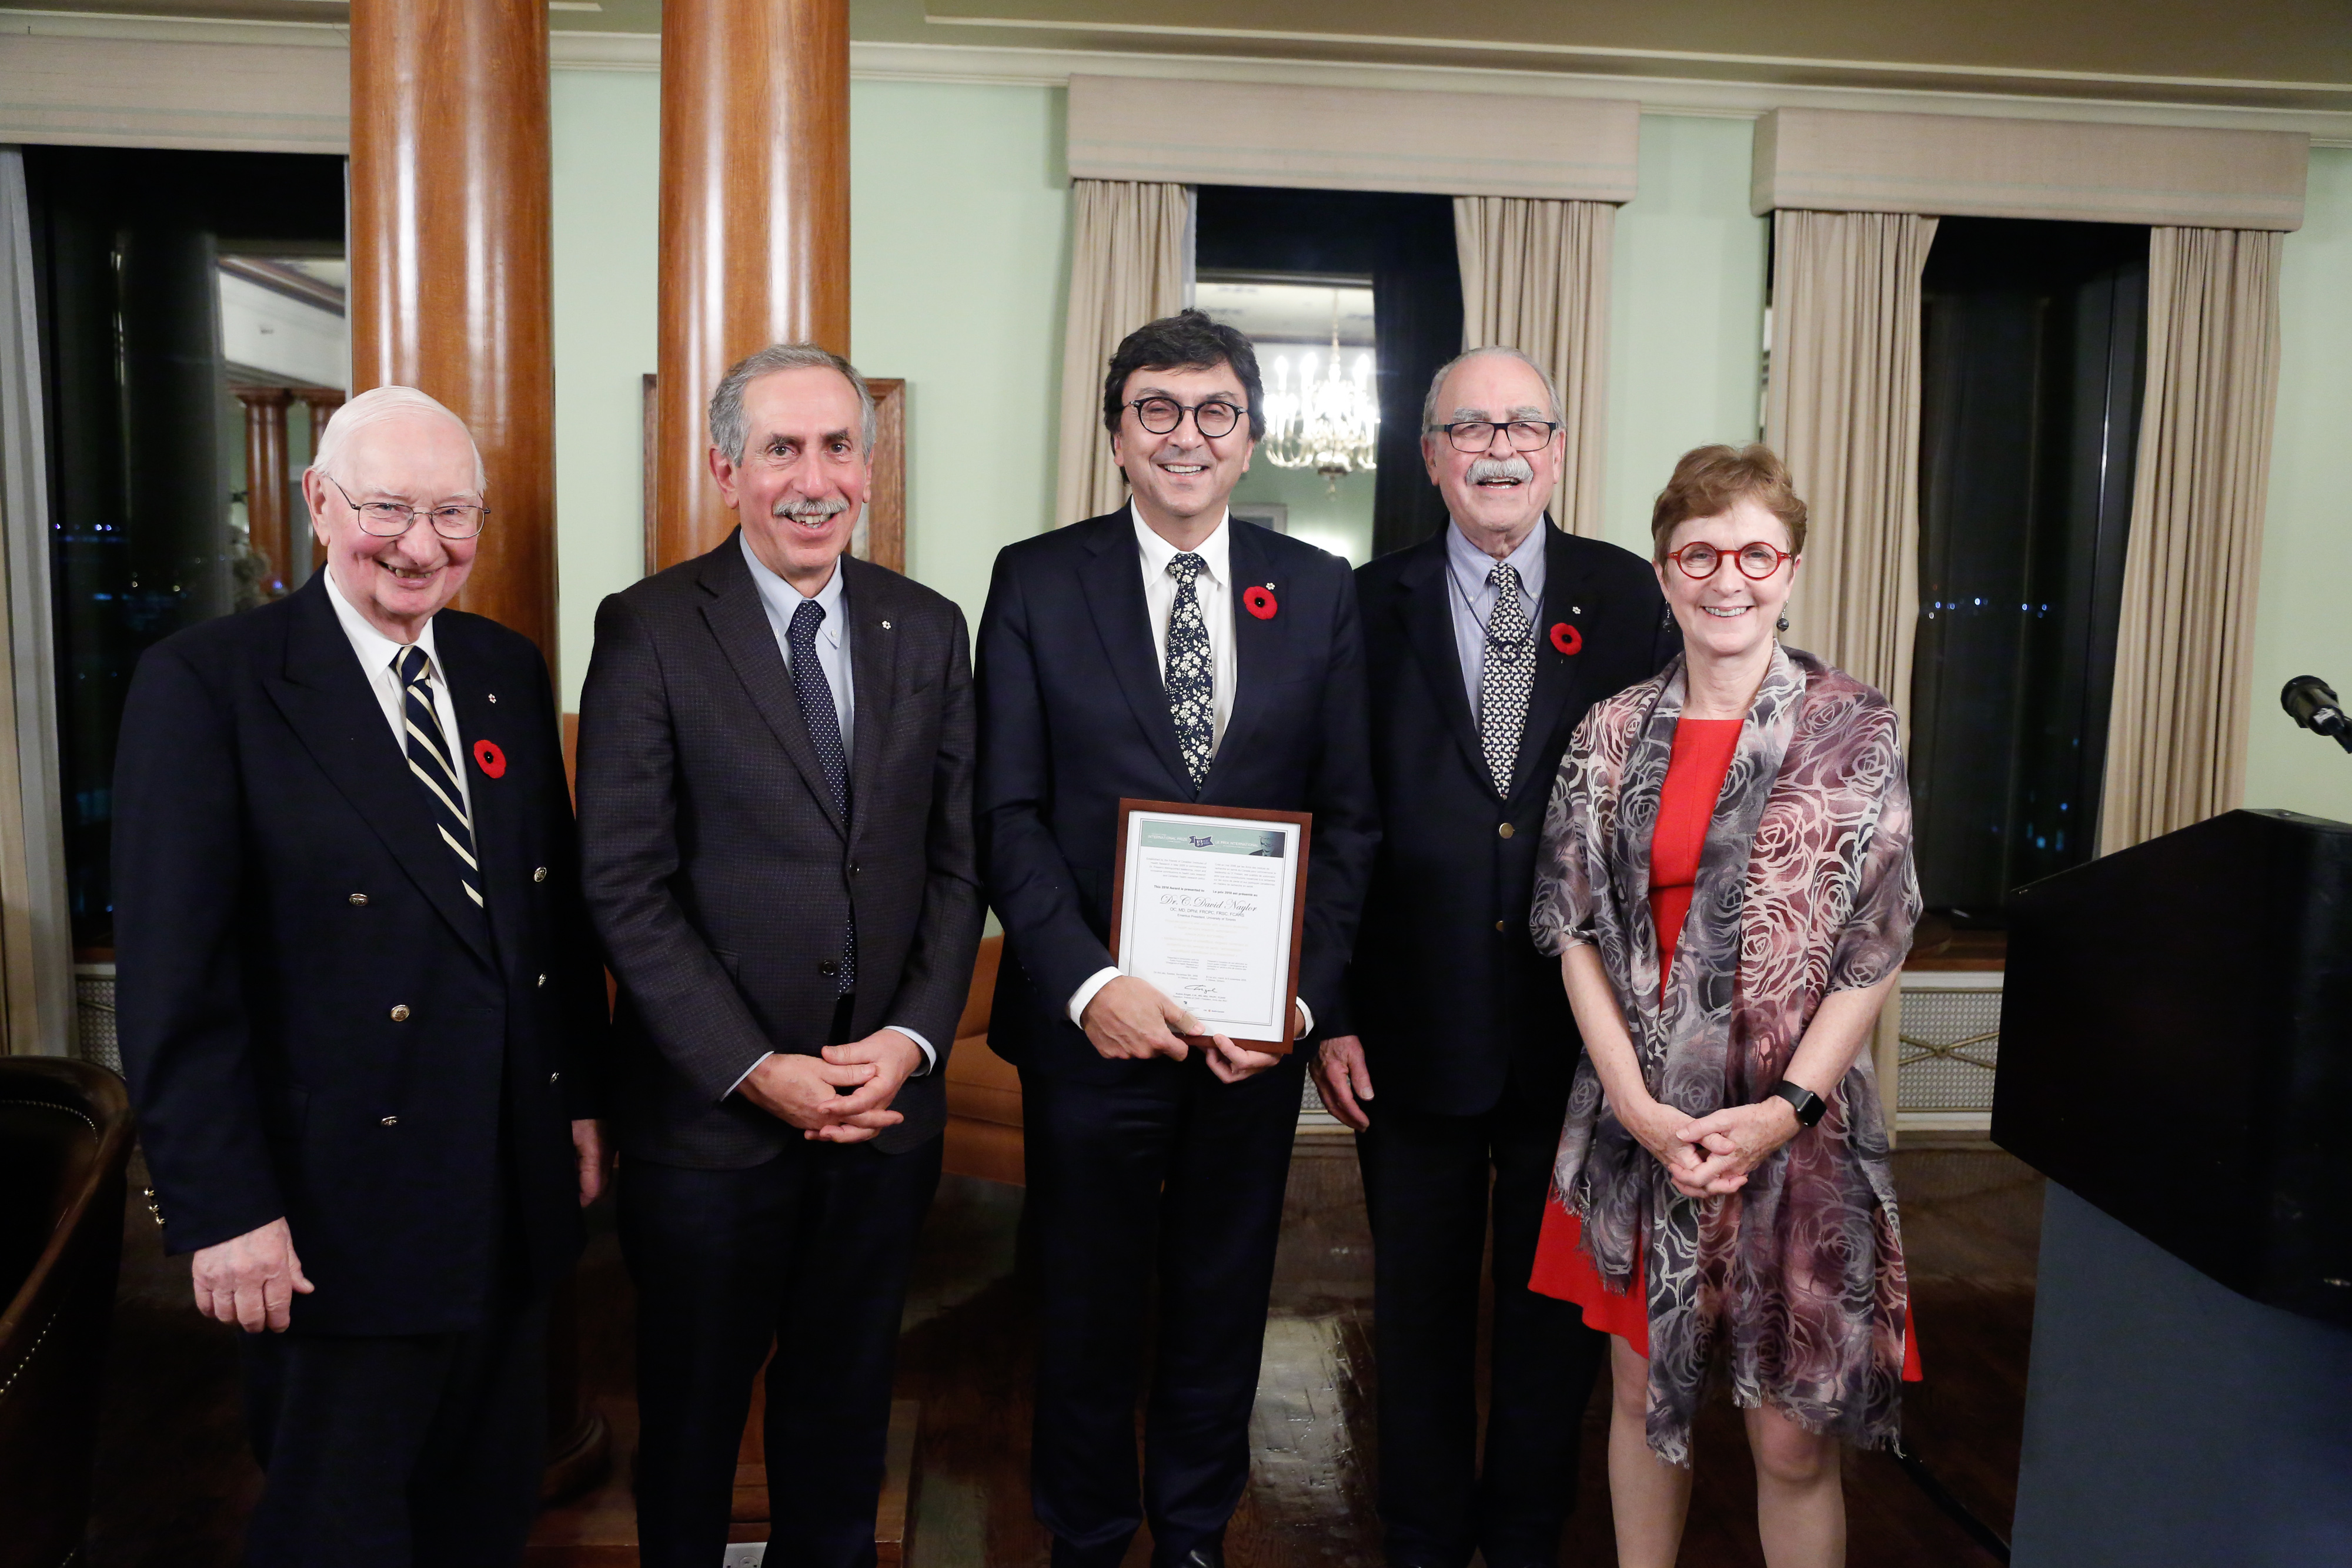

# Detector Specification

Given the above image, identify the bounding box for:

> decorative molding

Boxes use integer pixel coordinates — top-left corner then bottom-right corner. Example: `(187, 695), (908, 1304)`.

(0, 13), (2343, 151)
(1755, 108), (2310, 230)
(1067, 73), (1639, 200)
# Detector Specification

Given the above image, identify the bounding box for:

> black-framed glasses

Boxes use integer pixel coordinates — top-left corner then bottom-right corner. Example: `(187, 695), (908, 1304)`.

(1433, 419), (1561, 454)
(1128, 396), (1245, 439)
(325, 475), (489, 540)
(1668, 540), (1795, 580)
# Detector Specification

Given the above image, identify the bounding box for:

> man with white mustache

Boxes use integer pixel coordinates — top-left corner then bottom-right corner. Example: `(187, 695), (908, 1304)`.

(1317, 348), (1680, 1568)
(576, 345), (981, 1567)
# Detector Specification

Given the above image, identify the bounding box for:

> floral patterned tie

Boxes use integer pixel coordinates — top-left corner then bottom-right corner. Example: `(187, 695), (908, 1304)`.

(1165, 552), (1214, 788)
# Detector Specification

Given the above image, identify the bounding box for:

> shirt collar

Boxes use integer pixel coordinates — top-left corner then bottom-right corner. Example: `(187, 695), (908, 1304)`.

(1445, 516), (1548, 596)
(322, 560), (444, 677)
(1130, 500), (1231, 587)
(740, 530), (847, 645)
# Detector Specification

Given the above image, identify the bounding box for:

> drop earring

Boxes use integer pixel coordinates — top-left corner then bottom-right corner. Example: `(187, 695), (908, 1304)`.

(1775, 615), (1790, 633)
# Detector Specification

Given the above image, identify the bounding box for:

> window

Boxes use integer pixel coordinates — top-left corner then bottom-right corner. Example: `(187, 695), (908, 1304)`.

(1910, 218), (2149, 919)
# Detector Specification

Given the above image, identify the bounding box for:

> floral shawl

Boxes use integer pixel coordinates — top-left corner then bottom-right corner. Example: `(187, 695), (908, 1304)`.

(1530, 644), (1921, 1465)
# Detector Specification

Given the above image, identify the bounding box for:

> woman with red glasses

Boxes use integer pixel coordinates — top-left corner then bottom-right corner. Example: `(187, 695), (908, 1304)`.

(1526, 444), (1921, 1567)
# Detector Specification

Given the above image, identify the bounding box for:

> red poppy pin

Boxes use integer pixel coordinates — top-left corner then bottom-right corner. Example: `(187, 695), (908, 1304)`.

(472, 738), (507, 778)
(1550, 622), (1583, 657)
(1244, 584), (1278, 620)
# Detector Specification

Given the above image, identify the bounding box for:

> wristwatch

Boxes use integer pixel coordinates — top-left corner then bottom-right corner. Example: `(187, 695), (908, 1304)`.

(1766, 1080), (1827, 1128)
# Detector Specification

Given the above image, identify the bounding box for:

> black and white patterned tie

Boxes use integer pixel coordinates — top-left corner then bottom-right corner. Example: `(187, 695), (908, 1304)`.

(396, 646), (482, 910)
(1164, 552), (1215, 788)
(787, 598), (856, 995)
(1479, 563), (1535, 795)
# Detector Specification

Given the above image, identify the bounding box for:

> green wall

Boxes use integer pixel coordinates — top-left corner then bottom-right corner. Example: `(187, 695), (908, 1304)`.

(550, 88), (2352, 836)
(2244, 145), (2352, 823)
(547, 72), (1068, 707)
(1602, 115), (1769, 559)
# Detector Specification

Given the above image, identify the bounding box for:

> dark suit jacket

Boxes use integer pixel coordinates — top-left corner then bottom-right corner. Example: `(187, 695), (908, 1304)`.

(576, 535), (981, 1166)
(1347, 521), (1679, 1117)
(975, 510), (1380, 1081)
(112, 574), (609, 1336)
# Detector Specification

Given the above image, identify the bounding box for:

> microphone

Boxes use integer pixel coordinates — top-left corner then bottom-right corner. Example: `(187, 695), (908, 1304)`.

(2280, 676), (2352, 753)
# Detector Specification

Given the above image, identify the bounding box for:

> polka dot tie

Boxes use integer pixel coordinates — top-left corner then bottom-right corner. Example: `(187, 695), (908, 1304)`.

(787, 598), (856, 995)
(1479, 563), (1535, 795)
(1164, 552), (1215, 789)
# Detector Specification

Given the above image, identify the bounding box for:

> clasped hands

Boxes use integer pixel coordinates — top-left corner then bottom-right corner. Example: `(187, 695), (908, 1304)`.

(1623, 1092), (1804, 1198)
(1080, 974), (1286, 1083)
(739, 1028), (925, 1143)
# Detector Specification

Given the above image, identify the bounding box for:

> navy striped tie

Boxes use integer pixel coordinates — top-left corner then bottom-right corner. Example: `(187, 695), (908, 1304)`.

(396, 645), (482, 910)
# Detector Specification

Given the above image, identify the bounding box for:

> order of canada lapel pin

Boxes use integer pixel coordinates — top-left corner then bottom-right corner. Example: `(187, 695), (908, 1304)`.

(473, 738), (507, 778)
(1549, 621), (1583, 657)
(1244, 583), (1278, 620)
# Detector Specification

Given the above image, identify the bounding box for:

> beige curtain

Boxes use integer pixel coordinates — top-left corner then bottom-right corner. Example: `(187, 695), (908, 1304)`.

(1763, 209), (1939, 717)
(1453, 196), (1616, 538)
(1054, 180), (1190, 525)
(2097, 228), (2286, 854)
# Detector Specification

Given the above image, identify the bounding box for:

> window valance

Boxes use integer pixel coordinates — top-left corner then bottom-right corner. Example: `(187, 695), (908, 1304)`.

(1065, 75), (1641, 203)
(1751, 108), (2308, 230)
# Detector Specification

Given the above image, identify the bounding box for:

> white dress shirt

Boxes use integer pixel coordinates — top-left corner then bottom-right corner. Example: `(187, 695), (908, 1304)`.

(320, 564), (474, 823)
(1064, 506), (1311, 1040)
(733, 539), (935, 1079)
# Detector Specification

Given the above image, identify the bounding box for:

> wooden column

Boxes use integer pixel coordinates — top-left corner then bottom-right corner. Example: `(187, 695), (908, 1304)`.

(653, 0), (850, 570)
(232, 385), (293, 596)
(349, 0), (557, 663)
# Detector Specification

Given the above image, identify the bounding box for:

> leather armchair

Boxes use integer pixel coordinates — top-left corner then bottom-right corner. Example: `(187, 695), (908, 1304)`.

(0, 1057), (135, 1568)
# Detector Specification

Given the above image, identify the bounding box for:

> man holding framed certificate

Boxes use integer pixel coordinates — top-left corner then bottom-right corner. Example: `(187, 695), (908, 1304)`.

(975, 310), (1378, 1568)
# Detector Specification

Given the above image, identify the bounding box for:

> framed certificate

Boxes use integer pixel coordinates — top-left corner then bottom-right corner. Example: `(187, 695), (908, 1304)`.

(1109, 798), (1312, 1054)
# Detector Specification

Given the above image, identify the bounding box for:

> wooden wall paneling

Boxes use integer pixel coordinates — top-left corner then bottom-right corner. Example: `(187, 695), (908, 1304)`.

(640, 372), (904, 576)
(348, 0), (557, 663)
(230, 384), (291, 595)
(298, 387), (342, 574)
(653, 0), (850, 571)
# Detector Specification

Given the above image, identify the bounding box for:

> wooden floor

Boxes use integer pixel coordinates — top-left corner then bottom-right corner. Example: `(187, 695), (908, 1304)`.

(85, 1134), (2040, 1566)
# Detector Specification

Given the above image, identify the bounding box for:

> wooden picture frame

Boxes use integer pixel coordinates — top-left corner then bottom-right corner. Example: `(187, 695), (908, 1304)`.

(1108, 798), (1313, 1054)
(641, 372), (906, 576)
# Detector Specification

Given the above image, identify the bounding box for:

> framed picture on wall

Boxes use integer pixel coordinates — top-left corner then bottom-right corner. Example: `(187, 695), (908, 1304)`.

(1231, 502), (1288, 533)
(640, 373), (907, 574)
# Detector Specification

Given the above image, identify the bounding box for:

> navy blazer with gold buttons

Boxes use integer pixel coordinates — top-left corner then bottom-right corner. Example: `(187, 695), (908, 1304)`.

(113, 572), (609, 1336)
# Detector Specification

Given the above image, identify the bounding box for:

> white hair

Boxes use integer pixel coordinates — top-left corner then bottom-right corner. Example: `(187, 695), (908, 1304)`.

(309, 385), (487, 493)
(1419, 346), (1564, 434)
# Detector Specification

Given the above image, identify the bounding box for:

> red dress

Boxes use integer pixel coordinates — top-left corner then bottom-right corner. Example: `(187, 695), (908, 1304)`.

(1529, 717), (1922, 1380)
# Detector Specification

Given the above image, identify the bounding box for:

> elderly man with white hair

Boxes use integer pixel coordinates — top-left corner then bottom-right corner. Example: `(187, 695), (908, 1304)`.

(113, 385), (610, 1567)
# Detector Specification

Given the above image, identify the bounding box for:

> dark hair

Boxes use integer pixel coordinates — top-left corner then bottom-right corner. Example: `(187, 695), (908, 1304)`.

(1100, 309), (1266, 442)
(1649, 443), (1809, 563)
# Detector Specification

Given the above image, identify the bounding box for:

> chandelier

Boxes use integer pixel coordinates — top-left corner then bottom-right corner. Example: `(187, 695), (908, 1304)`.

(1261, 309), (1378, 489)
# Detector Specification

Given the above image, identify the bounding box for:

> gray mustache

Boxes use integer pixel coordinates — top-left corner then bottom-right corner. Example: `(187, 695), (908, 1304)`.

(1467, 456), (1535, 485)
(773, 495), (849, 521)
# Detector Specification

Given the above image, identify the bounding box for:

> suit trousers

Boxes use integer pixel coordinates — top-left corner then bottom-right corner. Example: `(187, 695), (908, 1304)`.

(1355, 1063), (1607, 1568)
(620, 1114), (942, 1568)
(237, 1274), (549, 1568)
(1021, 1049), (1307, 1565)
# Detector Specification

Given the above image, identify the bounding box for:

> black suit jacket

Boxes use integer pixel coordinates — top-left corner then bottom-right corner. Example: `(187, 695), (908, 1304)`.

(576, 535), (981, 1166)
(1347, 521), (1679, 1116)
(112, 574), (609, 1336)
(975, 510), (1380, 1081)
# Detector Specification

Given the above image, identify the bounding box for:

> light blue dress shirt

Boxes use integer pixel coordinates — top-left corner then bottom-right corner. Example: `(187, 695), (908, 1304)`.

(733, 534), (934, 1076)
(1444, 517), (1548, 706)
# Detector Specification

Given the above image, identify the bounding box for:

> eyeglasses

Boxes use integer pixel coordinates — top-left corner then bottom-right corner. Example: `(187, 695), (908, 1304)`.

(1432, 419), (1561, 454)
(1128, 397), (1245, 439)
(325, 476), (489, 540)
(1668, 541), (1796, 580)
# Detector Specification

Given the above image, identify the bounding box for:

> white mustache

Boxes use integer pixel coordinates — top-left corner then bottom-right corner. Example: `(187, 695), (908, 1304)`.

(1467, 456), (1535, 484)
(773, 496), (848, 521)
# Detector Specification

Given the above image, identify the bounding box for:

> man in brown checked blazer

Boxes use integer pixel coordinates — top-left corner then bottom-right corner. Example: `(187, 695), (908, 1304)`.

(576, 345), (982, 1568)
